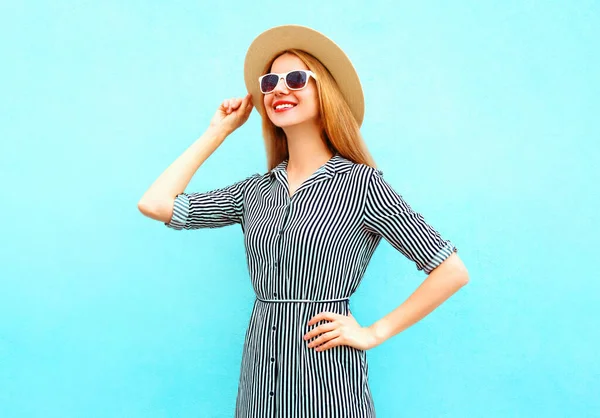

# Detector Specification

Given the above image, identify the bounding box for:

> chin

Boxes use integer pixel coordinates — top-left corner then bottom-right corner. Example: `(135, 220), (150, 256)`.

(272, 119), (302, 128)
(267, 112), (318, 129)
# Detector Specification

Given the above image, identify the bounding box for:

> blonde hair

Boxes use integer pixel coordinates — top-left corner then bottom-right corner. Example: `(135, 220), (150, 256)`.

(258, 49), (377, 171)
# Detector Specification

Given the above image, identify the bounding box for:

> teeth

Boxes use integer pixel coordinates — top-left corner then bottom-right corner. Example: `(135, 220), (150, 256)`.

(275, 104), (295, 110)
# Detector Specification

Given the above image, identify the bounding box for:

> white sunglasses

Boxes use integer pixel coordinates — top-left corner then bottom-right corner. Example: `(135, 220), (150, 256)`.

(259, 70), (317, 94)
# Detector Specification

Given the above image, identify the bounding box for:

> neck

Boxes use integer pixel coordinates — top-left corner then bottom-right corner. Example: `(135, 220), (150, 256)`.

(283, 119), (334, 174)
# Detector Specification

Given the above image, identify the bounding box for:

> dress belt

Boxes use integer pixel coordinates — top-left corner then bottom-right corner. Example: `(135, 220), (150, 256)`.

(256, 296), (349, 303)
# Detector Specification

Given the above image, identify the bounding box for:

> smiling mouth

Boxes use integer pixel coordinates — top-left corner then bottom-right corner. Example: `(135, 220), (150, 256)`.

(274, 103), (297, 113)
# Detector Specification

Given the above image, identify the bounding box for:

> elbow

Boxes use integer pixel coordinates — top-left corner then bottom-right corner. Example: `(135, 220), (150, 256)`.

(137, 198), (172, 223)
(137, 199), (154, 217)
(456, 267), (470, 286)
(460, 271), (470, 286)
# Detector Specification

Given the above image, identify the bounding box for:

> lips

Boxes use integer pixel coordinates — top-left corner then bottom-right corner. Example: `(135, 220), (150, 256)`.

(273, 100), (297, 113)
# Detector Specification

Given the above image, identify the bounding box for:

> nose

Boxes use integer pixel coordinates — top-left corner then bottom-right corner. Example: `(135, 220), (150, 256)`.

(271, 76), (289, 95)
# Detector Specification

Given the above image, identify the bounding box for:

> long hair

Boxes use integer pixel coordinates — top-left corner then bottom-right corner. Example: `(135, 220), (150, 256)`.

(258, 49), (377, 171)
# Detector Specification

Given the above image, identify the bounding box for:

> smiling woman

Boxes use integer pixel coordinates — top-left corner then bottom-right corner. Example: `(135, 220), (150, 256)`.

(138, 24), (467, 418)
(255, 47), (372, 173)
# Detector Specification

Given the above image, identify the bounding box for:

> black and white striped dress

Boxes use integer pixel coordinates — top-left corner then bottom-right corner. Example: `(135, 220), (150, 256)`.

(165, 153), (457, 417)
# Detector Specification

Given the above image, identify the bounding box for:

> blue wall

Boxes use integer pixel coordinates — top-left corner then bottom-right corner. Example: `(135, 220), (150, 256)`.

(1, 1), (598, 417)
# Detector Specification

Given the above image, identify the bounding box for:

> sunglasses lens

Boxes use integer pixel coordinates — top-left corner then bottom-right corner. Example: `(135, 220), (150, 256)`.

(286, 71), (308, 89)
(261, 74), (279, 93)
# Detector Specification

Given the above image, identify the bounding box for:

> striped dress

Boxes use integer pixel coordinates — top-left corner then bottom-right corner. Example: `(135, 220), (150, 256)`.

(165, 153), (457, 417)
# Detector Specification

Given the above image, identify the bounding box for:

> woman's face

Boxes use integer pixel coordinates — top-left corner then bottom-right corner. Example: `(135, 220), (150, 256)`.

(263, 53), (320, 129)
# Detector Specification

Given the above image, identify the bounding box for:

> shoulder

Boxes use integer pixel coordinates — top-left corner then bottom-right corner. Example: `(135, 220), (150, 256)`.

(340, 158), (395, 198)
(339, 156), (383, 182)
(215, 171), (268, 196)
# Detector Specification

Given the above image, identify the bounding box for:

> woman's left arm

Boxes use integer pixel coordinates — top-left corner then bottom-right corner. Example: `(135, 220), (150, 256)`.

(304, 169), (469, 352)
(304, 252), (468, 352)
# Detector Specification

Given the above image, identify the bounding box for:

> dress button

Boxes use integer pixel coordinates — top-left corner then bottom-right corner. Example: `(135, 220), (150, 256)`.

(273, 292), (278, 297)
(270, 357), (275, 362)
(269, 391), (274, 396)
(272, 326), (276, 331)
(274, 261), (278, 268)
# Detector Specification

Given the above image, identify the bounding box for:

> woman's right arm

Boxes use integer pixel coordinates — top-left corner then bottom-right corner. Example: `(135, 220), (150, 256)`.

(137, 94), (254, 223)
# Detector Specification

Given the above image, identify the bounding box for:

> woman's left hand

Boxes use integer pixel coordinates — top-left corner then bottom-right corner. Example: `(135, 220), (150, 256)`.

(304, 311), (380, 352)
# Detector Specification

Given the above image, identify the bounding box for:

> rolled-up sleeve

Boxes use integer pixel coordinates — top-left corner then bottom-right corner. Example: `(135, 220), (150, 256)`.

(363, 169), (457, 274)
(165, 173), (261, 230)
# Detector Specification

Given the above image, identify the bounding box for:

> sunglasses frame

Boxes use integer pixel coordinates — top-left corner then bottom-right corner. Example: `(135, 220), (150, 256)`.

(258, 70), (317, 94)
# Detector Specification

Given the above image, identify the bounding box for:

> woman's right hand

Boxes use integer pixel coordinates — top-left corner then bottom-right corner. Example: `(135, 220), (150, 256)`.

(209, 93), (254, 137)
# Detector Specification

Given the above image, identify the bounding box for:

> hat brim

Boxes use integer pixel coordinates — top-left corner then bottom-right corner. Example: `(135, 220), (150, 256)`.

(243, 25), (364, 127)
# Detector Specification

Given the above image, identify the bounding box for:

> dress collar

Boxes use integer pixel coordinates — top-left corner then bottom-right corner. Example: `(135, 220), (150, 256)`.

(269, 153), (354, 178)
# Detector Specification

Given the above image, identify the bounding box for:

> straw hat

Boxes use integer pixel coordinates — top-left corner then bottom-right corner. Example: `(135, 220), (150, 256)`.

(243, 24), (365, 127)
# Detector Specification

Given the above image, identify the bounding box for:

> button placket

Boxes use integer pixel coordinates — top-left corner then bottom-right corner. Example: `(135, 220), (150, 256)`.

(266, 187), (290, 403)
(274, 202), (291, 283)
(269, 322), (278, 401)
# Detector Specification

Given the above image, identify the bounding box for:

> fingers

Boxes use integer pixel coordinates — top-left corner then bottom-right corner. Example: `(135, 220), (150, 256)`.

(314, 336), (342, 352)
(222, 94), (253, 115)
(307, 329), (343, 351)
(307, 329), (341, 349)
(307, 311), (340, 326)
(304, 322), (336, 341)
(241, 93), (252, 111)
(241, 93), (254, 117)
(221, 98), (234, 114)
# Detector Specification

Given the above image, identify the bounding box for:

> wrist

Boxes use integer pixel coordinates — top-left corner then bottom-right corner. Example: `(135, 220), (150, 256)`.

(205, 125), (229, 142)
(367, 321), (388, 348)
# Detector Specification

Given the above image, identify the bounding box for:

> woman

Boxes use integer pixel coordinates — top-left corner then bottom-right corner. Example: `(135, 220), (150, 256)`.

(138, 25), (469, 418)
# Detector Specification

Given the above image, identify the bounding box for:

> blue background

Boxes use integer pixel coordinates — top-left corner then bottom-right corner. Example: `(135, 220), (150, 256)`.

(1, 1), (598, 417)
